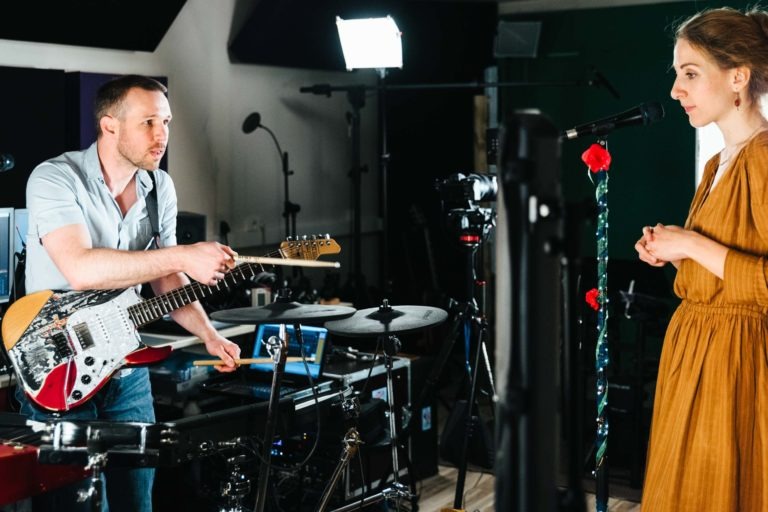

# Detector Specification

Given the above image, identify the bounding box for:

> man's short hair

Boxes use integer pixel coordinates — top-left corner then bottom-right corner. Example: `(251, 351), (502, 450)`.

(93, 75), (167, 137)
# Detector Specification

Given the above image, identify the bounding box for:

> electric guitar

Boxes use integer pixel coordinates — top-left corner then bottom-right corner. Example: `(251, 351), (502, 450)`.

(1, 236), (340, 412)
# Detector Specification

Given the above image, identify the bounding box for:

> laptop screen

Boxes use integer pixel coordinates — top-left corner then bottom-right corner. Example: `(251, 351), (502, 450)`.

(250, 324), (327, 379)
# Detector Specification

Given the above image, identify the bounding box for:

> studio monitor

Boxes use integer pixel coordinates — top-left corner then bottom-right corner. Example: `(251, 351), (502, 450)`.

(176, 211), (206, 245)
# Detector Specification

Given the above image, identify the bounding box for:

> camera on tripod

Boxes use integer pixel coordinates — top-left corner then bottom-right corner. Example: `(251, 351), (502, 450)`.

(436, 172), (498, 246)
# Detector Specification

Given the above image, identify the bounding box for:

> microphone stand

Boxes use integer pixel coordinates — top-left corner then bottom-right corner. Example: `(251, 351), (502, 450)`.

(280, 150), (300, 241)
(255, 123), (300, 242)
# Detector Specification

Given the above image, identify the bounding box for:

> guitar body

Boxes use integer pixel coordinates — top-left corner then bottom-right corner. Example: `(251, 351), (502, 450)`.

(1, 236), (341, 412)
(2, 288), (168, 411)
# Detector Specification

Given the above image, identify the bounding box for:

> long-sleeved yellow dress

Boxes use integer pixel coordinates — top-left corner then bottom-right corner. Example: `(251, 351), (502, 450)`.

(642, 132), (768, 511)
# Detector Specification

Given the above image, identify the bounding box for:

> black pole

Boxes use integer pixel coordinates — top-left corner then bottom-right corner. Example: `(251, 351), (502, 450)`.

(281, 150), (300, 241)
(346, 87), (366, 305)
(378, 72), (391, 296)
(253, 320), (291, 512)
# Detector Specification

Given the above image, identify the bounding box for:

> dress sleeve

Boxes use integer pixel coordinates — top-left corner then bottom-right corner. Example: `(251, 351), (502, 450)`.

(723, 137), (768, 305)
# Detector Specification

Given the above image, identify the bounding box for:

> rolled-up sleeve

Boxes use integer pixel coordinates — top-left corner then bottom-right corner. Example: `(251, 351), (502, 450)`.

(155, 170), (178, 248)
(27, 163), (86, 239)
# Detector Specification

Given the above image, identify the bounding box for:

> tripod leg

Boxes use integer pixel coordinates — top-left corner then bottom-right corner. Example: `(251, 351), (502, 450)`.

(451, 319), (486, 510)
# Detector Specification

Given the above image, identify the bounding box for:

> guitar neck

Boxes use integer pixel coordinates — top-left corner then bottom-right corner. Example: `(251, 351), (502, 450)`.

(128, 248), (284, 327)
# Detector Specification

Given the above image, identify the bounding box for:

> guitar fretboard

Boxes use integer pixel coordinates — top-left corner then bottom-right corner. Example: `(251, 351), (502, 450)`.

(127, 248), (283, 327)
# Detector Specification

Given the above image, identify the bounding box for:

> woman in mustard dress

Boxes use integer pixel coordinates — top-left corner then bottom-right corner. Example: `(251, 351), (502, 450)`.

(637, 6), (768, 512)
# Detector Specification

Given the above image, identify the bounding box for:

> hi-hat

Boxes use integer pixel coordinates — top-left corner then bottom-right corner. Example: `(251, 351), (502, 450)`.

(212, 302), (356, 325)
(325, 300), (448, 337)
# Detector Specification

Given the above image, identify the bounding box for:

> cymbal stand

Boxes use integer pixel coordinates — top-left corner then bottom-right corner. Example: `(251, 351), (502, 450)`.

(323, 331), (413, 512)
(380, 333), (414, 507)
(253, 322), (291, 512)
(315, 393), (362, 512)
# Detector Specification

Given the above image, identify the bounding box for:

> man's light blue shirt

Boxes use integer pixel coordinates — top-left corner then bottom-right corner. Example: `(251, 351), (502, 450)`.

(25, 142), (178, 293)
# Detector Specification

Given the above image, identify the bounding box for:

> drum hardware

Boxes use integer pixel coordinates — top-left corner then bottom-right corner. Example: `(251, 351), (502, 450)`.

(75, 451), (107, 512)
(315, 428), (363, 512)
(211, 288), (357, 512)
(315, 392), (362, 511)
(325, 299), (449, 511)
(219, 453), (252, 512)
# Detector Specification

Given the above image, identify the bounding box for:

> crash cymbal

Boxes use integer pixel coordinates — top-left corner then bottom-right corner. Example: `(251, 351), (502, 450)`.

(212, 302), (356, 325)
(325, 301), (448, 337)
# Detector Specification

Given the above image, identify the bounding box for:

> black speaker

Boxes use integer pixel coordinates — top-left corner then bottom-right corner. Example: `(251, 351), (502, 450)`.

(176, 211), (206, 245)
(407, 355), (439, 480)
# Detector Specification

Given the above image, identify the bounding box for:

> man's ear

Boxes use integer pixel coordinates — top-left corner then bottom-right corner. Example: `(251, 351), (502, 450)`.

(100, 115), (117, 136)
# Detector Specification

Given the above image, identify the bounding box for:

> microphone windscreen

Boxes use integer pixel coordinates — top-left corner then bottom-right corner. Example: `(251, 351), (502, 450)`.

(242, 112), (262, 134)
(0, 154), (14, 172)
(641, 101), (665, 125)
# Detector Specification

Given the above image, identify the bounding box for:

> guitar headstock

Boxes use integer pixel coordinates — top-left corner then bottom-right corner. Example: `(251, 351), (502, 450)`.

(280, 234), (340, 261)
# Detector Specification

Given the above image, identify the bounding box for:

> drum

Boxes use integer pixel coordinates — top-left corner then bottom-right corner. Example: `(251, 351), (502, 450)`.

(37, 419), (177, 468)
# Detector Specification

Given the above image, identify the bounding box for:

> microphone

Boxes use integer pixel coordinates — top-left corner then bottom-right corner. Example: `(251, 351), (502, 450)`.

(562, 101), (665, 140)
(242, 112), (262, 134)
(0, 153), (14, 172)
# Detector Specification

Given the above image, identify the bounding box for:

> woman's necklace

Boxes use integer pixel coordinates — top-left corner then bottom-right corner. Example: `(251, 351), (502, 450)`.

(712, 124), (766, 191)
(719, 124), (766, 168)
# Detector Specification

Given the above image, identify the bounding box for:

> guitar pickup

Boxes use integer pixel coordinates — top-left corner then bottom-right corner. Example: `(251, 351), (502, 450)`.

(73, 322), (95, 350)
(50, 332), (73, 359)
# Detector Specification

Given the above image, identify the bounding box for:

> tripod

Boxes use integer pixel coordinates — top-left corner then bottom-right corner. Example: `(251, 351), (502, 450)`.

(371, 213), (496, 512)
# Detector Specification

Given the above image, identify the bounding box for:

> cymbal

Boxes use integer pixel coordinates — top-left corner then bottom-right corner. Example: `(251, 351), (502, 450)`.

(325, 303), (448, 337)
(212, 302), (356, 325)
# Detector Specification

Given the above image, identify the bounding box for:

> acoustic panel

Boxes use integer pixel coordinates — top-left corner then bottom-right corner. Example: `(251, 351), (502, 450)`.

(0, 1), (186, 52)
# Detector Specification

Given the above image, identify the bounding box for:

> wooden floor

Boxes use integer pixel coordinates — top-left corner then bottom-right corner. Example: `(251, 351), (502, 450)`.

(417, 466), (641, 511)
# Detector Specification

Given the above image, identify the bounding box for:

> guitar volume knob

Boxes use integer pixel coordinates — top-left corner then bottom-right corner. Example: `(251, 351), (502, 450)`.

(84, 356), (95, 366)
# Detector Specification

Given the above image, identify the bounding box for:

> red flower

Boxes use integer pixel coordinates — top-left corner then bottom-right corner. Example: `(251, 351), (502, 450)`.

(586, 288), (600, 311)
(581, 143), (612, 173)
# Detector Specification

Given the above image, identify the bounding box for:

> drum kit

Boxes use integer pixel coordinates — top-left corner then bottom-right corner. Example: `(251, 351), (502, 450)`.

(209, 291), (448, 512)
(16, 286), (448, 512)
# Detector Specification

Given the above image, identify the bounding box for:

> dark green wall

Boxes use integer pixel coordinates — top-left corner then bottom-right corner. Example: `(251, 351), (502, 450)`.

(501, 0), (746, 260)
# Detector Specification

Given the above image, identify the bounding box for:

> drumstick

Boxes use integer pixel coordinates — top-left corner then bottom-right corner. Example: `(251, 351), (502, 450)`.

(235, 256), (340, 268)
(192, 357), (313, 366)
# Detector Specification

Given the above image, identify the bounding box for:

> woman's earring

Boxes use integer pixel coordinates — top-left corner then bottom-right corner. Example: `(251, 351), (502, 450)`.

(735, 93), (742, 111)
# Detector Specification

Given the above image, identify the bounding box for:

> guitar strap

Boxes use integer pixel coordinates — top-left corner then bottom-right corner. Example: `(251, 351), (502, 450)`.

(146, 171), (161, 249)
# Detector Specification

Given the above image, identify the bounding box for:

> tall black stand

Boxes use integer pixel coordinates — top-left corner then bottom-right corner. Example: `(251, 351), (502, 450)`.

(346, 87), (367, 304)
(280, 150), (300, 241)
(495, 111), (566, 511)
(253, 322), (291, 512)
(377, 72), (392, 296)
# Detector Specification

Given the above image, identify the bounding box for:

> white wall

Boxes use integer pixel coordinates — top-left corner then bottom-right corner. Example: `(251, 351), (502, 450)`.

(0, 0), (380, 254)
